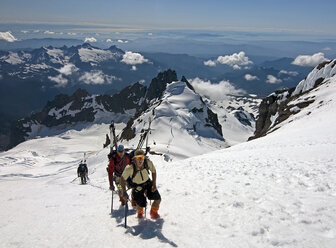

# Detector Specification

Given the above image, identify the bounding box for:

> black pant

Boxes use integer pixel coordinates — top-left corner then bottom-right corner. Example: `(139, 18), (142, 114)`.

(133, 180), (161, 208)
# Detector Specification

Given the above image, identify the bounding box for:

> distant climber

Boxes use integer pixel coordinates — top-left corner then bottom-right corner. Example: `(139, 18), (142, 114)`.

(77, 160), (88, 184)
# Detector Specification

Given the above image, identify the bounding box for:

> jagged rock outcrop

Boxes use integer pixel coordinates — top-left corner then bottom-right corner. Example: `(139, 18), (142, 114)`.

(250, 59), (336, 140)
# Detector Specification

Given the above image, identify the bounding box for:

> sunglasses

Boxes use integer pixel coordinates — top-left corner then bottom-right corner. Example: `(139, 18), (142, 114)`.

(134, 155), (145, 160)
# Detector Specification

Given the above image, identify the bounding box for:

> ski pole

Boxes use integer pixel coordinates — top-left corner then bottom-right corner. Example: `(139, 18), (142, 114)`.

(70, 176), (79, 183)
(111, 190), (114, 216)
(124, 199), (128, 228)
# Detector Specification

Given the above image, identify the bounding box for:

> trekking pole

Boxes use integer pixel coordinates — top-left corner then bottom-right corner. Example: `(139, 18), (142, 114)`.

(111, 190), (114, 216)
(70, 176), (79, 183)
(124, 199), (128, 228)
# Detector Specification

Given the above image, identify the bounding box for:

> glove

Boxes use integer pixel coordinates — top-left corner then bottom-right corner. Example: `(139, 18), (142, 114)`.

(110, 185), (115, 191)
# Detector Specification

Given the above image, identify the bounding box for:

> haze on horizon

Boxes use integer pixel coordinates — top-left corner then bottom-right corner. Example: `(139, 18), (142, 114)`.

(0, 0), (336, 37)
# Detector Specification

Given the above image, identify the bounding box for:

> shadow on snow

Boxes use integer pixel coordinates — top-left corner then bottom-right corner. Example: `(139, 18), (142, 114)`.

(111, 206), (178, 247)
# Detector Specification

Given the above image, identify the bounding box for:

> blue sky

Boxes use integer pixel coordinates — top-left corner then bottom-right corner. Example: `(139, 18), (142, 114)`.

(0, 0), (336, 35)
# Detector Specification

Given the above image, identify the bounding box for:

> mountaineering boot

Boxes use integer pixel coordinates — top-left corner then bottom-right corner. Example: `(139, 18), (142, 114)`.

(150, 206), (160, 219)
(136, 206), (144, 218)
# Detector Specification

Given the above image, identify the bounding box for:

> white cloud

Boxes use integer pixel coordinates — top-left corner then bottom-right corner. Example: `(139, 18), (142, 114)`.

(279, 70), (299, 76)
(106, 39), (113, 43)
(0, 32), (17, 42)
(217, 51), (253, 67)
(148, 33), (153, 36)
(58, 64), (78, 76)
(266, 75), (282, 84)
(131, 66), (137, 71)
(204, 51), (253, 69)
(48, 74), (68, 87)
(0, 74), (3, 80)
(79, 70), (120, 85)
(117, 39), (128, 43)
(189, 78), (245, 101)
(121, 51), (149, 65)
(33, 30), (40, 33)
(21, 30), (29, 34)
(44, 30), (55, 35)
(292, 52), (328, 67)
(245, 74), (259, 81)
(68, 32), (77, 36)
(323, 47), (332, 51)
(232, 64), (241, 70)
(84, 37), (97, 43)
(204, 60), (216, 67)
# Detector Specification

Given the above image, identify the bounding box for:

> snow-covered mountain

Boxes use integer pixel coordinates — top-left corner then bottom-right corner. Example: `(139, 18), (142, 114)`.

(0, 59), (335, 248)
(251, 59), (336, 139)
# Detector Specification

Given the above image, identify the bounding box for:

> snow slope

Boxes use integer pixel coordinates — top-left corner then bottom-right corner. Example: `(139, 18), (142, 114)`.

(0, 74), (336, 247)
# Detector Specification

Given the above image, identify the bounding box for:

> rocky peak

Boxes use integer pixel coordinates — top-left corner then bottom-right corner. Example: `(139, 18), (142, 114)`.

(181, 76), (195, 92)
(146, 69), (178, 102)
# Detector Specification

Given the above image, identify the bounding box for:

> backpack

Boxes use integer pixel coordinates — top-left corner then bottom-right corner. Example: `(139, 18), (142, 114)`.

(110, 151), (130, 177)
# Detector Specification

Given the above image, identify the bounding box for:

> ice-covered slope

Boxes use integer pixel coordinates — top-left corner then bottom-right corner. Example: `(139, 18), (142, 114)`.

(0, 65), (335, 247)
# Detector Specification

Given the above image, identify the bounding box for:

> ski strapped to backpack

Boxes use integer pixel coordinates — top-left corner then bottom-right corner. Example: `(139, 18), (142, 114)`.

(109, 121), (118, 153)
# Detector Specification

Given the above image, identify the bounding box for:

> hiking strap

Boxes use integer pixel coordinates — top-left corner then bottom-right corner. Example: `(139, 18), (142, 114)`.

(131, 159), (150, 180)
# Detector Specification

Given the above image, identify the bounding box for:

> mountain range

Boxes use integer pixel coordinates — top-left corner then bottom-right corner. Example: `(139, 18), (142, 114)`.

(0, 44), (313, 150)
(6, 69), (261, 158)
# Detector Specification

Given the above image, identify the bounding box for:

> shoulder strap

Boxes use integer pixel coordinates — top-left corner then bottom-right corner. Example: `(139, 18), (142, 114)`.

(131, 159), (150, 180)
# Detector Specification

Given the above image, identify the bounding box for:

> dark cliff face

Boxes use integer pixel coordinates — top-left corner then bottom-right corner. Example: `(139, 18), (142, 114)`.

(146, 69), (178, 102)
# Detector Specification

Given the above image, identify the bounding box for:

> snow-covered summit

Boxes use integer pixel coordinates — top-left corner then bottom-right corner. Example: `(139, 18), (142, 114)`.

(120, 79), (226, 160)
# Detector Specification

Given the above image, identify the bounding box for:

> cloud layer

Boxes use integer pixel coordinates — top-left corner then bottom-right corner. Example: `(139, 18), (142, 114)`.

(204, 51), (253, 69)
(48, 75), (68, 87)
(189, 78), (245, 101)
(244, 74), (259, 81)
(292, 52), (328, 67)
(79, 70), (120, 85)
(0, 32), (17, 42)
(58, 64), (78, 76)
(121, 51), (149, 65)
(266, 75), (282, 84)
(84, 37), (97, 43)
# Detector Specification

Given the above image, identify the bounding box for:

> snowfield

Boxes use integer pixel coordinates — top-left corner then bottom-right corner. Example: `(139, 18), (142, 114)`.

(1, 72), (336, 247)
